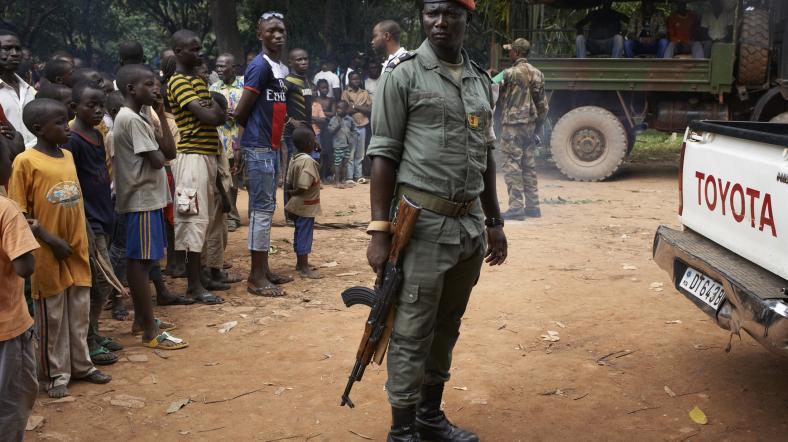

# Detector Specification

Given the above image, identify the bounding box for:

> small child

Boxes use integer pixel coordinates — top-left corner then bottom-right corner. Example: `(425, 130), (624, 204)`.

(9, 98), (111, 398)
(65, 81), (123, 366)
(0, 140), (40, 440)
(113, 64), (187, 350)
(285, 127), (322, 279)
(328, 100), (357, 188)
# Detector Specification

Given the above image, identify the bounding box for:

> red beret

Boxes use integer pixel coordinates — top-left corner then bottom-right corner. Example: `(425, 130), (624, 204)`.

(423, 0), (476, 11)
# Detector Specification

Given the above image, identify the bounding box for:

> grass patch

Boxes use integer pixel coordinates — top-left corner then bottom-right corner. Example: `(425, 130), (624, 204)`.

(629, 130), (682, 163)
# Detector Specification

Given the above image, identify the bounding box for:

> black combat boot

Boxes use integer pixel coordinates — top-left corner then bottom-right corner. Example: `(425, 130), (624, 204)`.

(524, 206), (541, 218)
(388, 406), (422, 442)
(416, 384), (479, 442)
(501, 207), (525, 221)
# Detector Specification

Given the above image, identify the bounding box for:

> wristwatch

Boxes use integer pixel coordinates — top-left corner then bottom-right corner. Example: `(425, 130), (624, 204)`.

(484, 217), (504, 228)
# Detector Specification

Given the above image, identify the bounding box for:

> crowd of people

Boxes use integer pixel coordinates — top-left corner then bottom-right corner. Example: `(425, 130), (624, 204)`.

(0, 10), (413, 438)
(575, 0), (734, 59)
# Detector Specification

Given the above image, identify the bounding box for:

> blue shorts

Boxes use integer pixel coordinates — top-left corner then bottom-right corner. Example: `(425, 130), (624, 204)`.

(292, 215), (314, 256)
(126, 209), (167, 261)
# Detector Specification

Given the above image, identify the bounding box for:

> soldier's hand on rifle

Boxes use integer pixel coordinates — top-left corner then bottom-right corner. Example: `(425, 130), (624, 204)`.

(367, 232), (391, 286)
(485, 226), (507, 266)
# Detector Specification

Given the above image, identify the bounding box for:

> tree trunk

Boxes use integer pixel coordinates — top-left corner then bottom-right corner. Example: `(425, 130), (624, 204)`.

(210, 0), (243, 61)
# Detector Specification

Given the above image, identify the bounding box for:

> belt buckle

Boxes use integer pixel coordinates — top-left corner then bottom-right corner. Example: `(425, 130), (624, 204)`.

(457, 200), (472, 214)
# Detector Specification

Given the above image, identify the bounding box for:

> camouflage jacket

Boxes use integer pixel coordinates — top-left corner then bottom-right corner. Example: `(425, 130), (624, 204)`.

(497, 58), (548, 127)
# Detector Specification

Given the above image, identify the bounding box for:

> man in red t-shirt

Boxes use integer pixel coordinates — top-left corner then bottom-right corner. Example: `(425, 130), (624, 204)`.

(663, 0), (704, 58)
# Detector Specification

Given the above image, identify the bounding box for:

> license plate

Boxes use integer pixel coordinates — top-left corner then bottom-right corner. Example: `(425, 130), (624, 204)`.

(679, 267), (726, 311)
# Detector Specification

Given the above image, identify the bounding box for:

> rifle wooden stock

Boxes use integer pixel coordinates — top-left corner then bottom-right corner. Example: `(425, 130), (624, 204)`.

(340, 195), (421, 408)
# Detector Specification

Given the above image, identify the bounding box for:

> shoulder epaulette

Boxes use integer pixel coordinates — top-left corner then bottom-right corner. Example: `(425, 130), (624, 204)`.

(385, 51), (416, 72)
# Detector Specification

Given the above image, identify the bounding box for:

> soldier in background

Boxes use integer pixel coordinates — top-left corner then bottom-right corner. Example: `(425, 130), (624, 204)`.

(497, 38), (548, 220)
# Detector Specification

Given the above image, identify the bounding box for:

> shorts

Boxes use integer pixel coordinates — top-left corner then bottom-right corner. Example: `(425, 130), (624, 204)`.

(126, 209), (167, 261)
(173, 152), (217, 253)
(292, 215), (314, 256)
(334, 144), (350, 167)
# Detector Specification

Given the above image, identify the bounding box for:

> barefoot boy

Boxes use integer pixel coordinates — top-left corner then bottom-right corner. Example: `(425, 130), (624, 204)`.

(113, 64), (187, 350)
(9, 98), (111, 398)
(0, 140), (39, 440)
(328, 100), (357, 188)
(285, 127), (322, 279)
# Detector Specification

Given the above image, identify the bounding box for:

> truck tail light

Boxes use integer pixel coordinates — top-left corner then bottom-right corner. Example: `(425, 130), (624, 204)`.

(678, 141), (687, 216)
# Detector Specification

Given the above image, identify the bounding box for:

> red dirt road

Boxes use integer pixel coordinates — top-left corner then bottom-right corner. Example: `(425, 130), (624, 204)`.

(26, 162), (788, 441)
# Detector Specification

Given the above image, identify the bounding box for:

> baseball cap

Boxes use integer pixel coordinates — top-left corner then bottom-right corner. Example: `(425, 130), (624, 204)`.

(503, 38), (531, 53)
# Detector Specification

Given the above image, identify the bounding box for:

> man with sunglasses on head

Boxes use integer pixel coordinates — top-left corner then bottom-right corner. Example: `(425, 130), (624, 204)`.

(366, 1), (507, 440)
(233, 11), (294, 298)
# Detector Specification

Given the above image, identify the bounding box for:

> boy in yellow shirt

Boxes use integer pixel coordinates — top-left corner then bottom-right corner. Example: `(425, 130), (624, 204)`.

(9, 98), (111, 398)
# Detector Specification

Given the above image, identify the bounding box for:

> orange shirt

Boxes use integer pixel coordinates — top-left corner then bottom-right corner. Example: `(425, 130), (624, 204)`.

(667, 11), (699, 44)
(8, 148), (91, 298)
(0, 196), (39, 341)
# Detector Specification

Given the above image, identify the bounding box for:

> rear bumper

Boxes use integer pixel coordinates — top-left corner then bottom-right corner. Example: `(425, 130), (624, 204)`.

(653, 226), (788, 357)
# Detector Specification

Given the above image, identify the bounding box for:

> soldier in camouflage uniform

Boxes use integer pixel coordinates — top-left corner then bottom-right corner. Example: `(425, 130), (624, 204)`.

(496, 38), (548, 220)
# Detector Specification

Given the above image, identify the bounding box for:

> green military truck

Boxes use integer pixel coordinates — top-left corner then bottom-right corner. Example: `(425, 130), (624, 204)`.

(512, 0), (787, 181)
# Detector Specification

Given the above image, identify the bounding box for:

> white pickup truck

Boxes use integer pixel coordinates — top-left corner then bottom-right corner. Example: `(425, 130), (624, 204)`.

(653, 120), (788, 356)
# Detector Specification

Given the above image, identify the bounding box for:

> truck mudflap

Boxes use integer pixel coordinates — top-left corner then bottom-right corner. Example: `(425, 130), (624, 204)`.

(653, 225), (788, 357)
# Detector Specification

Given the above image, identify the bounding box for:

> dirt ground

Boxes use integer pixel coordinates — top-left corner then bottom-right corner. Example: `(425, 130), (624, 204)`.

(25, 158), (788, 442)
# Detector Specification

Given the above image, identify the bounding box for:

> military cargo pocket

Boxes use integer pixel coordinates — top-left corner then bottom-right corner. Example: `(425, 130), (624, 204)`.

(401, 283), (420, 304)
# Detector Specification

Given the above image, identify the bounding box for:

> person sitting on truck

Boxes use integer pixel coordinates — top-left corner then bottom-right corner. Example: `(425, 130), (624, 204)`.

(699, 0), (734, 57)
(663, 0), (705, 59)
(625, 0), (669, 58)
(575, 0), (628, 58)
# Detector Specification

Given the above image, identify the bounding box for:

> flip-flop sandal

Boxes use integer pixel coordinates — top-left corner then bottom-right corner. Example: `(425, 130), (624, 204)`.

(89, 346), (119, 365)
(82, 370), (112, 384)
(268, 274), (294, 285)
(201, 277), (231, 291)
(247, 283), (286, 298)
(219, 270), (243, 284)
(143, 331), (189, 350)
(298, 270), (324, 280)
(158, 294), (196, 306)
(192, 292), (224, 305)
(132, 318), (177, 336)
(97, 336), (124, 352)
(112, 305), (130, 321)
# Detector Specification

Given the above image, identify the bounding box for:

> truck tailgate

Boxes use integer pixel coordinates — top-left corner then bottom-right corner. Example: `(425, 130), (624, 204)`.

(681, 127), (788, 280)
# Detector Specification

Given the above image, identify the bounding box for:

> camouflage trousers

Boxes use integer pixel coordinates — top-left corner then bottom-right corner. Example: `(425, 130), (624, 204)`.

(500, 123), (539, 210)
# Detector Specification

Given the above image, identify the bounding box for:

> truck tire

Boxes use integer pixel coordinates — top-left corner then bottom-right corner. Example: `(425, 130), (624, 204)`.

(738, 8), (770, 87)
(550, 106), (628, 181)
(771, 112), (788, 123)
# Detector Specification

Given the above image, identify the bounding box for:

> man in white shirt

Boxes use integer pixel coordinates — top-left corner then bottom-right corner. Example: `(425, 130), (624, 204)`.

(0, 30), (35, 152)
(312, 59), (341, 98)
(371, 20), (408, 68)
(364, 60), (382, 98)
(700, 0), (734, 57)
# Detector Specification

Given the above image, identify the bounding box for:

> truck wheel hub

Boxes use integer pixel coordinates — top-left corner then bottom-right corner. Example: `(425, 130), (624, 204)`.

(571, 128), (606, 162)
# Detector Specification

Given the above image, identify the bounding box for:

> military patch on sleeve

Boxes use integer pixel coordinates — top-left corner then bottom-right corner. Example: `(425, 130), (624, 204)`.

(385, 51), (416, 72)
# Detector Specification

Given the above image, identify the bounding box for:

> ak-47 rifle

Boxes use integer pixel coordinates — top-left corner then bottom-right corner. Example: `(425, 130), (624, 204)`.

(340, 195), (421, 408)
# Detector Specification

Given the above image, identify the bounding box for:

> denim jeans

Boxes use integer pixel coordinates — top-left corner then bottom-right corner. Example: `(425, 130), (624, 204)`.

(576, 34), (624, 58)
(346, 126), (366, 181)
(245, 147), (278, 251)
(624, 38), (669, 58)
